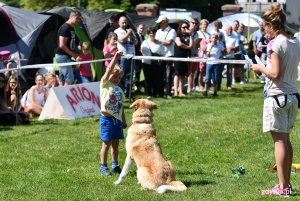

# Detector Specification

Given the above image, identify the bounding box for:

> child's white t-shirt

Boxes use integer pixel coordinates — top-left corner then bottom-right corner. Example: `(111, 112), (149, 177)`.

(206, 42), (225, 61)
(100, 79), (125, 120)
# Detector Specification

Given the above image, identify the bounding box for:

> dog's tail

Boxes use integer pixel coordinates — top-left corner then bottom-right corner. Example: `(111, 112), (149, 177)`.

(156, 181), (187, 194)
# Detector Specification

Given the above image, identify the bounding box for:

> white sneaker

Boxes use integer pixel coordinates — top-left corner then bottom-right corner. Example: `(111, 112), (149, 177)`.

(195, 86), (201, 92)
(232, 79), (236, 84)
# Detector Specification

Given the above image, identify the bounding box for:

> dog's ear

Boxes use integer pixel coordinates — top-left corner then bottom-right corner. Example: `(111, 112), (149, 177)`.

(151, 102), (157, 109)
(130, 100), (140, 110)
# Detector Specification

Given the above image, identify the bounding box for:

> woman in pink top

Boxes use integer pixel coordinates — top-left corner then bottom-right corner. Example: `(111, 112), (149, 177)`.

(103, 32), (118, 67)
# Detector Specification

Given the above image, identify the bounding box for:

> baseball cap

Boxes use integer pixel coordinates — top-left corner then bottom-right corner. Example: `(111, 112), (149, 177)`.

(155, 15), (168, 23)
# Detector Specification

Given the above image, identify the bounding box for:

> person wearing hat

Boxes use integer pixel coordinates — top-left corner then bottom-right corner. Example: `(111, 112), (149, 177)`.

(155, 15), (177, 99)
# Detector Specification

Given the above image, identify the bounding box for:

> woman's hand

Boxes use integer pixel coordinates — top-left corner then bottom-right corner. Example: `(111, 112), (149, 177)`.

(251, 64), (262, 74)
(111, 44), (117, 52)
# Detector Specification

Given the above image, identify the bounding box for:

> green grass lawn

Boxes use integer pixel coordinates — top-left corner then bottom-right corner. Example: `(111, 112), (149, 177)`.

(1, 80), (300, 201)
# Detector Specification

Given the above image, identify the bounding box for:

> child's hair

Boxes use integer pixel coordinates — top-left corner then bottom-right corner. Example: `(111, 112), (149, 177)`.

(112, 64), (124, 78)
(262, 3), (286, 32)
(6, 75), (22, 97)
(35, 72), (44, 81)
(210, 33), (218, 39)
(108, 32), (117, 41)
(45, 72), (56, 82)
(82, 42), (90, 50)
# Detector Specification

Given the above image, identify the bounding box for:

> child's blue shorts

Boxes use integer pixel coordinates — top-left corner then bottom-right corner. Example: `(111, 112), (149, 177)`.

(100, 115), (124, 141)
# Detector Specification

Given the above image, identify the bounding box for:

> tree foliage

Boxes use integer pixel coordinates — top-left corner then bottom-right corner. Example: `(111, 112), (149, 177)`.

(4, 0), (235, 22)
(86, 0), (118, 11)
(1, 0), (21, 7)
(19, 0), (88, 11)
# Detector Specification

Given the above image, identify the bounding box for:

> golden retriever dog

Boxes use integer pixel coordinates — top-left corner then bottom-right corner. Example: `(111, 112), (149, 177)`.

(114, 99), (187, 193)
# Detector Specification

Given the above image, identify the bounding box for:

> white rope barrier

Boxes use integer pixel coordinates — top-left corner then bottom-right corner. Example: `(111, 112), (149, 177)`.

(0, 55), (249, 73)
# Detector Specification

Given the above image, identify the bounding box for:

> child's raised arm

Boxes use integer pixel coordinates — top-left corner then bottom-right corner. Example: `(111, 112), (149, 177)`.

(102, 51), (123, 81)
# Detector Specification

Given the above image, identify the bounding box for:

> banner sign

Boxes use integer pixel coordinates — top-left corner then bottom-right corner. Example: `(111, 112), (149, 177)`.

(39, 82), (100, 120)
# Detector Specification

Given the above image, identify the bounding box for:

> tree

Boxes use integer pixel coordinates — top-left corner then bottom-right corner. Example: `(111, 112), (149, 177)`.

(87, 0), (118, 11)
(19, 0), (88, 11)
(1, 0), (21, 7)
(9, 0), (234, 23)
(120, 0), (134, 12)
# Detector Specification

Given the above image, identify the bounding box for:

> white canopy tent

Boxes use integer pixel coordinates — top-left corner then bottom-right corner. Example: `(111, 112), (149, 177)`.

(207, 13), (262, 36)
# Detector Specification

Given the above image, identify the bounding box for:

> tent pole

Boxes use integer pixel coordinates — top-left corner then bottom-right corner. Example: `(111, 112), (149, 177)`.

(247, 0), (251, 41)
(128, 58), (134, 104)
(247, 0), (251, 82)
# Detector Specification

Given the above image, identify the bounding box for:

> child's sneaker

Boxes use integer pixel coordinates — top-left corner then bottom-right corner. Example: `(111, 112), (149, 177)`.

(100, 166), (111, 176)
(111, 165), (122, 174)
(262, 184), (291, 197)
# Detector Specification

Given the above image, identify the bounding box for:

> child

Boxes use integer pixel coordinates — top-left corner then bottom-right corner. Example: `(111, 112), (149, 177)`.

(77, 42), (92, 83)
(99, 51), (127, 176)
(103, 32), (118, 67)
(5, 75), (22, 112)
(24, 73), (48, 118)
(204, 33), (225, 97)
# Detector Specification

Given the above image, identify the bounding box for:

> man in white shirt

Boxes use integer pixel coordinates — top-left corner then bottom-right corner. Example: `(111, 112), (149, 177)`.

(155, 16), (177, 98)
(224, 25), (239, 90)
(114, 16), (136, 97)
(231, 20), (243, 84)
(232, 20), (240, 41)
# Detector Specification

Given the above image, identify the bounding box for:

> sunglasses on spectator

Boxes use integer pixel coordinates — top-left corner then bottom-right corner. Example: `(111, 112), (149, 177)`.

(191, 22), (198, 25)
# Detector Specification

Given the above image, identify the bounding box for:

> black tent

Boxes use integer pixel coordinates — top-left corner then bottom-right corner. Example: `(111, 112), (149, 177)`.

(0, 2), (51, 65)
(43, 7), (157, 50)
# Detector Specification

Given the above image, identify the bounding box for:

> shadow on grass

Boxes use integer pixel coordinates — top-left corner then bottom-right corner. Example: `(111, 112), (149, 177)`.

(184, 180), (216, 187)
(0, 123), (33, 132)
(131, 82), (264, 100)
(0, 126), (13, 131)
(0, 129), (45, 142)
(177, 169), (205, 175)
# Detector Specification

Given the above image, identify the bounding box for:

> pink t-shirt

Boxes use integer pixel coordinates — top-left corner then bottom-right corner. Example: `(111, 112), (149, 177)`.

(103, 45), (117, 67)
(79, 53), (92, 76)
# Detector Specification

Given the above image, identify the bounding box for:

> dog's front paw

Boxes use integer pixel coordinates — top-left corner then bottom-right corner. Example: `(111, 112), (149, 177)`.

(114, 179), (123, 185)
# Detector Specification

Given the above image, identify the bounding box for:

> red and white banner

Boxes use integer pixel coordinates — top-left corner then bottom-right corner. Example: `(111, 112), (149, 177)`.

(39, 82), (100, 120)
